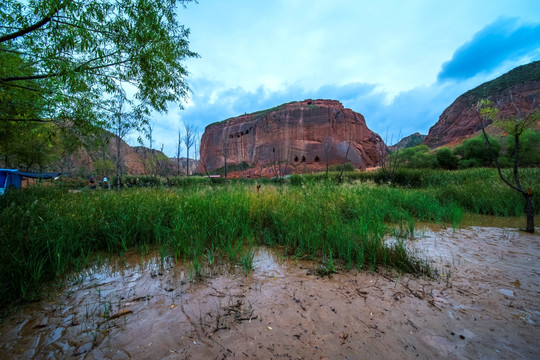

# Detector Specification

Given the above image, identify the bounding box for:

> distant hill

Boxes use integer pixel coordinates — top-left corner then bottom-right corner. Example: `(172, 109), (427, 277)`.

(424, 61), (540, 148)
(0, 127), (197, 178)
(70, 134), (198, 178)
(389, 132), (426, 152)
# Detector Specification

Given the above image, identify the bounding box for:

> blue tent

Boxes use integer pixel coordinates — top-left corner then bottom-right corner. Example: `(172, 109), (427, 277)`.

(0, 169), (62, 195)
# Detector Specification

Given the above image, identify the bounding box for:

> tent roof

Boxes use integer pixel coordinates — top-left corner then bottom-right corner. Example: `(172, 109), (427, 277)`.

(0, 169), (62, 179)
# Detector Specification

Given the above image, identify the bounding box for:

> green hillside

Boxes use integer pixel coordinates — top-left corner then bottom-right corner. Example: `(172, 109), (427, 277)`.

(463, 60), (540, 100)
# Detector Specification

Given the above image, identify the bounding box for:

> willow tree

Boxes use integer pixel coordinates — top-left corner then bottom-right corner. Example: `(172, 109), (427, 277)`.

(0, 0), (198, 143)
(478, 98), (539, 233)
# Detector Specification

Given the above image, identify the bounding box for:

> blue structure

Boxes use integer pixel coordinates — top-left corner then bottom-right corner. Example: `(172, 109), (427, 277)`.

(0, 169), (61, 195)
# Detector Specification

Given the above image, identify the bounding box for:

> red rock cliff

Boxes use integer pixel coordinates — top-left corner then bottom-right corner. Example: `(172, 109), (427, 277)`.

(198, 99), (385, 172)
(424, 61), (540, 148)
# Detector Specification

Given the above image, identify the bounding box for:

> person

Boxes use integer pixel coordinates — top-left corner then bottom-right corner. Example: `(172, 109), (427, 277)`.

(103, 176), (109, 189)
(89, 175), (96, 189)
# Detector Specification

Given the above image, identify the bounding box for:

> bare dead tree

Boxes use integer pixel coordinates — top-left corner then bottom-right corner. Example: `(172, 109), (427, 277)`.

(194, 130), (200, 174)
(109, 97), (134, 190)
(379, 129), (403, 186)
(176, 130), (182, 176)
(478, 96), (539, 233)
(146, 122), (157, 176)
(197, 150), (219, 183)
(183, 122), (197, 176)
(270, 147), (290, 182)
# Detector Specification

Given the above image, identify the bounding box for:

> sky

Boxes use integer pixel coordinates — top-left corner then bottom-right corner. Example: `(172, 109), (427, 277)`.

(138, 0), (540, 157)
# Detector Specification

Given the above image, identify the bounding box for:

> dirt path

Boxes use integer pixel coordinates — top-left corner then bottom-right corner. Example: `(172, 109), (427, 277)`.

(1, 222), (539, 359)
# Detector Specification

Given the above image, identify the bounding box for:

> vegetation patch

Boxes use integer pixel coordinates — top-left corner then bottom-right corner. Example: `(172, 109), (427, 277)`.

(0, 181), (466, 309)
(1, 167), (539, 309)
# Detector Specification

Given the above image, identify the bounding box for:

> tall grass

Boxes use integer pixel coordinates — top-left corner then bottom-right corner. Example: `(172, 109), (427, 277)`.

(3, 167), (537, 308)
(293, 168), (540, 216)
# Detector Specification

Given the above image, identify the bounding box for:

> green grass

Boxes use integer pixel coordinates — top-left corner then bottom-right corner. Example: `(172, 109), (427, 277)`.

(1, 166), (538, 309)
(0, 182), (454, 308)
(292, 168), (540, 216)
(463, 60), (540, 101)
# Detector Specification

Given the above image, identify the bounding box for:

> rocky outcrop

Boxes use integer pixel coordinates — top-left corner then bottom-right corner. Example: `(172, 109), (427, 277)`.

(198, 99), (385, 173)
(424, 61), (540, 148)
(389, 132), (426, 152)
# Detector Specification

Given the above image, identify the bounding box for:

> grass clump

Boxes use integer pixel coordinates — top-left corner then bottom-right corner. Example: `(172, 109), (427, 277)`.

(2, 167), (538, 310)
(0, 182), (459, 308)
(8, 165), (538, 309)
(292, 168), (540, 216)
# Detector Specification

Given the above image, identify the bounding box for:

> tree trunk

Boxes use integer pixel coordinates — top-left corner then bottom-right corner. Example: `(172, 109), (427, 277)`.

(116, 136), (121, 190)
(186, 147), (189, 176)
(524, 192), (535, 233)
(326, 159), (329, 177)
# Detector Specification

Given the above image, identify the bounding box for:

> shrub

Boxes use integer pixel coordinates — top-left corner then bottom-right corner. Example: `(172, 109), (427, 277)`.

(391, 145), (438, 169)
(501, 130), (540, 166)
(437, 148), (458, 170)
(454, 135), (501, 167)
(328, 162), (355, 172)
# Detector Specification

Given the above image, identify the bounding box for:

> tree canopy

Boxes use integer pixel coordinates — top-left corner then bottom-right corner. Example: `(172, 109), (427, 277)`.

(0, 0), (197, 139)
(478, 98), (539, 233)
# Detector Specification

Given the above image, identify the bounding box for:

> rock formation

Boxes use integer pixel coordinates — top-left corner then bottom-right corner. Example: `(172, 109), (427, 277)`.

(59, 133), (197, 177)
(198, 99), (386, 173)
(389, 132), (426, 152)
(424, 61), (540, 148)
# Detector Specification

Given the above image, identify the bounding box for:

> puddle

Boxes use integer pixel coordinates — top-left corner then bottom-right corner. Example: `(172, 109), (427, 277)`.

(1, 222), (539, 359)
(499, 289), (516, 297)
(253, 247), (286, 278)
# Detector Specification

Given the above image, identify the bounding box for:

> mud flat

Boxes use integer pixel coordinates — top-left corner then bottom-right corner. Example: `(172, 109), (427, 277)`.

(0, 220), (539, 359)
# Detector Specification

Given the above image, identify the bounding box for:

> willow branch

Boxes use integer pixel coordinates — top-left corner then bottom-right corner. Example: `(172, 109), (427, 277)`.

(0, 57), (130, 82)
(0, 1), (71, 43)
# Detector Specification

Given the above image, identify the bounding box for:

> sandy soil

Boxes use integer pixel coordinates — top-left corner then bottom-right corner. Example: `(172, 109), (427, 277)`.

(0, 220), (539, 359)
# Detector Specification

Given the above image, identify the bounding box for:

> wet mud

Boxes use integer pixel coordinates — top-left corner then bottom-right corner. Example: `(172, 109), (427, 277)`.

(1, 218), (539, 359)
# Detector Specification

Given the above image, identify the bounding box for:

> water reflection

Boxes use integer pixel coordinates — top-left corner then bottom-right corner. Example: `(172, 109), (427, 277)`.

(253, 247), (286, 278)
(1, 216), (539, 359)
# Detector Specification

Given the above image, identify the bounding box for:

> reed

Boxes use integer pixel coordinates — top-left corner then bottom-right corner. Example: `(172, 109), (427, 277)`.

(2, 168), (536, 308)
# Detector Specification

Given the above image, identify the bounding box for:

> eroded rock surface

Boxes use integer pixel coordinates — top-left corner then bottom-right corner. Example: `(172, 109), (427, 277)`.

(424, 61), (540, 148)
(198, 99), (385, 172)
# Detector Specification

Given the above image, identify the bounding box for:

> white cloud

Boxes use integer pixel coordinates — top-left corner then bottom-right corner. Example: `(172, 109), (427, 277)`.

(143, 0), (540, 157)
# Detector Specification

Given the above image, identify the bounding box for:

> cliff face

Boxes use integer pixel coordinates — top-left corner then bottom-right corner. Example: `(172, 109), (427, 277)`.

(198, 99), (385, 173)
(424, 61), (540, 148)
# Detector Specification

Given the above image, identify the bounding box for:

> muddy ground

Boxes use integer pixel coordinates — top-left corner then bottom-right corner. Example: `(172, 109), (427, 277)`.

(1, 218), (539, 359)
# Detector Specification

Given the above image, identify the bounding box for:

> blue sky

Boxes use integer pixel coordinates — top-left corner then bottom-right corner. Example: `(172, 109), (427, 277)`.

(140, 0), (540, 157)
